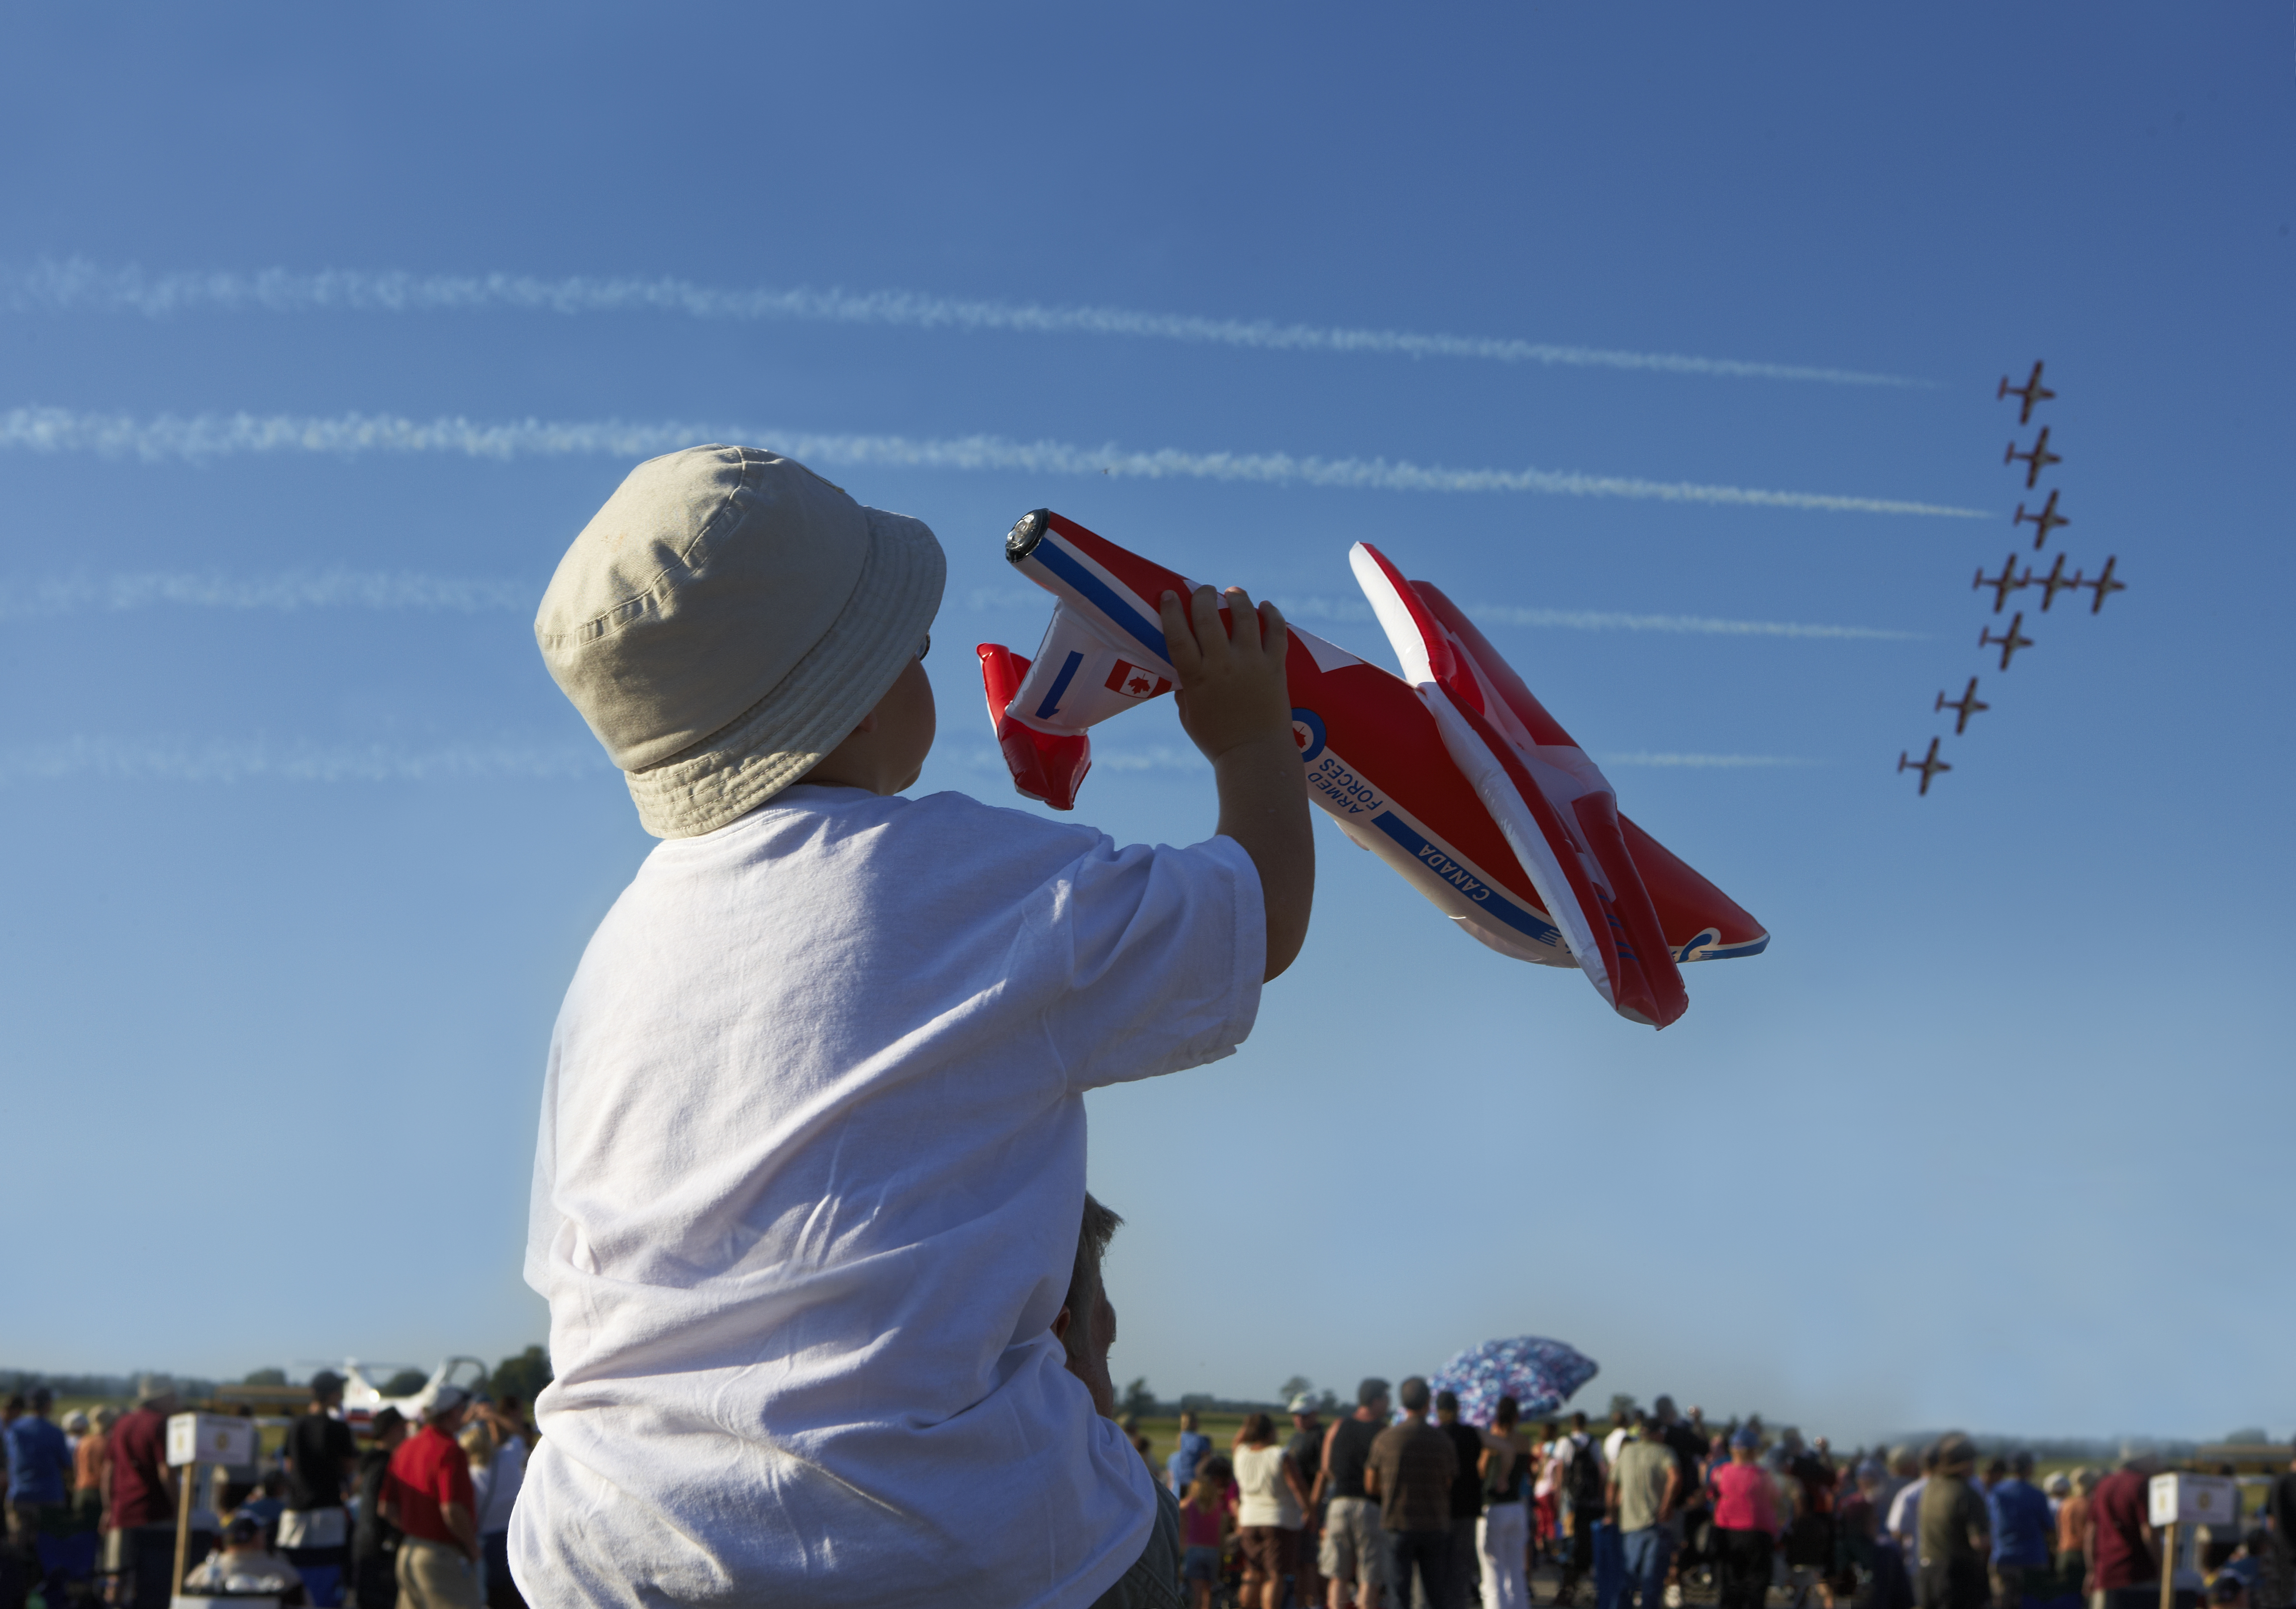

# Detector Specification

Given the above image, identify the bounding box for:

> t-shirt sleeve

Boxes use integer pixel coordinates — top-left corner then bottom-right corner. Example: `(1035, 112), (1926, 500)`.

(1035, 831), (1265, 1091)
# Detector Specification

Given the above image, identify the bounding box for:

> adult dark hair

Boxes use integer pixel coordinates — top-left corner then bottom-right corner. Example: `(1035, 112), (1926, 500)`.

(1238, 1412), (1275, 1447)
(1435, 1390), (1459, 1414)
(2011, 1451), (2034, 1477)
(1060, 1193), (1123, 1368)
(1398, 1377), (1431, 1414)
(1358, 1377), (1391, 1409)
(1571, 1411), (1588, 1430)
(1494, 1396), (1520, 1432)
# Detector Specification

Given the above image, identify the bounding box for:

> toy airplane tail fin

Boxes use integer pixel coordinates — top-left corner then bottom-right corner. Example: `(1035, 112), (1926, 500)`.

(978, 643), (1093, 809)
(1351, 541), (1695, 1027)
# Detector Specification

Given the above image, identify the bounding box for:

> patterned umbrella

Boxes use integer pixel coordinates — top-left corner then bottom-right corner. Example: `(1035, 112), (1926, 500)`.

(1426, 1336), (1599, 1426)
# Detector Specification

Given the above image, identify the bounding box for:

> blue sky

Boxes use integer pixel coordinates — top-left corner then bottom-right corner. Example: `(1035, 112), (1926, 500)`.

(2, 4), (2289, 1441)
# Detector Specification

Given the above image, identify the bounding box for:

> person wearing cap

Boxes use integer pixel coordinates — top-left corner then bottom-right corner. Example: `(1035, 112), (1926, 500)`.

(1286, 1394), (1327, 1609)
(1917, 1435), (1992, 1609)
(516, 447), (1314, 1609)
(279, 1369), (359, 1586)
(382, 1387), (481, 1609)
(186, 1511), (307, 1602)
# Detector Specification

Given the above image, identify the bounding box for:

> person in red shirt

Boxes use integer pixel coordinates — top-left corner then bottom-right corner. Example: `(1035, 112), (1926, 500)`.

(101, 1385), (183, 1609)
(2086, 1457), (2161, 1609)
(1709, 1427), (1782, 1609)
(381, 1387), (483, 1609)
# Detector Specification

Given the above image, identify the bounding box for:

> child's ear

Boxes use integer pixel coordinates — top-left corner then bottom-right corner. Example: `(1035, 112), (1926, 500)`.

(1050, 1305), (1073, 1343)
(853, 710), (879, 734)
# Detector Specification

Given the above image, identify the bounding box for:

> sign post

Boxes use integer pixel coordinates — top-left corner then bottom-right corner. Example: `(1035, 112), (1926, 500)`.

(166, 1413), (257, 1605)
(2150, 1472), (2239, 1609)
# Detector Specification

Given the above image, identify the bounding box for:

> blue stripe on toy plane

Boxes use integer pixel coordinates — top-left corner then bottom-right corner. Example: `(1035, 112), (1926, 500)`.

(1368, 810), (1563, 947)
(1033, 650), (1087, 720)
(1028, 541), (1173, 666)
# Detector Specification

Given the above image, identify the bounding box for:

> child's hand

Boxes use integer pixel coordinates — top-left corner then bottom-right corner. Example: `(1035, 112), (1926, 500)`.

(1158, 585), (1293, 763)
(1158, 584), (1313, 981)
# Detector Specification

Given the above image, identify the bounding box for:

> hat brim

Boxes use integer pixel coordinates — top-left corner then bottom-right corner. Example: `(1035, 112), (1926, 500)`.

(623, 505), (945, 837)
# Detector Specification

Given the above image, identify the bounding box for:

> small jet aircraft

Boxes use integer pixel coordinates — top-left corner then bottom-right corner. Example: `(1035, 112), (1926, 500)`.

(1935, 677), (1988, 736)
(340, 1356), (492, 1426)
(2013, 489), (2069, 550)
(1975, 554), (2027, 612)
(1898, 737), (1951, 796)
(2029, 552), (2082, 611)
(2005, 426), (2062, 490)
(2081, 554), (2126, 614)
(1997, 361), (2054, 424)
(1979, 611), (2035, 671)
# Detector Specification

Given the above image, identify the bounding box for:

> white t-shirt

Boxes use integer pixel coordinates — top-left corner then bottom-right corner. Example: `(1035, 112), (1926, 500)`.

(476, 1438), (523, 1536)
(1887, 1475), (1928, 1548)
(513, 785), (1264, 1609)
(1234, 1444), (1303, 1529)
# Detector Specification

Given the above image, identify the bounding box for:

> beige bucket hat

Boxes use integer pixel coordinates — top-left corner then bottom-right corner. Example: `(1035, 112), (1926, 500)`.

(536, 444), (944, 837)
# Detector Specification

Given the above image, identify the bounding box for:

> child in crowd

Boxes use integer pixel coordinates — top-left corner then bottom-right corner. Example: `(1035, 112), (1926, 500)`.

(187, 1513), (306, 1604)
(513, 447), (1313, 1609)
(1180, 1457), (1237, 1609)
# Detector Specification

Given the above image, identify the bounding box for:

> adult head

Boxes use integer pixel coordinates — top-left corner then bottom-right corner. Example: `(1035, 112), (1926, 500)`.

(1397, 1377), (1431, 1420)
(1357, 1378), (1392, 1419)
(27, 1387), (54, 1416)
(91, 1406), (119, 1434)
(1612, 1405), (1632, 1430)
(1287, 1393), (1319, 1431)
(1054, 1193), (1124, 1418)
(1178, 1410), (1199, 1433)
(1731, 1425), (1761, 1464)
(425, 1384), (472, 1435)
(2011, 1451), (2034, 1480)
(2045, 1473), (2071, 1499)
(1922, 1443), (1943, 1475)
(1985, 1457), (2009, 1487)
(371, 1407), (408, 1450)
(64, 1409), (91, 1436)
(459, 1417), (497, 1470)
(1494, 1396), (1520, 1435)
(1571, 1410), (1588, 1432)
(2119, 1449), (2163, 1476)
(134, 1380), (178, 1416)
(1934, 1433), (1979, 1479)
(1892, 1444), (1921, 1480)
(537, 445), (946, 838)
(1435, 1390), (1460, 1425)
(489, 1392), (528, 1441)
(1653, 1395), (1679, 1425)
(1238, 1412), (1275, 1448)
(308, 1370), (345, 1410)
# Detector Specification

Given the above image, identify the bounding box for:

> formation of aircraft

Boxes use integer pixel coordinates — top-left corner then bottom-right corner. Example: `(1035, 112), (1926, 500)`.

(2004, 424), (2061, 489)
(1979, 611), (2035, 671)
(1997, 361), (2054, 424)
(1897, 738), (1951, 796)
(2013, 488), (2069, 550)
(1935, 677), (1988, 735)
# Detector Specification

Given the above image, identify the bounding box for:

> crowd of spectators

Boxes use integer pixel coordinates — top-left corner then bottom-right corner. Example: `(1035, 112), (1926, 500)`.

(1, 1373), (534, 1609)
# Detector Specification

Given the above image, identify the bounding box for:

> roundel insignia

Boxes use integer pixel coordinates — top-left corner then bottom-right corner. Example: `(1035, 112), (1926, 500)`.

(1290, 709), (1326, 764)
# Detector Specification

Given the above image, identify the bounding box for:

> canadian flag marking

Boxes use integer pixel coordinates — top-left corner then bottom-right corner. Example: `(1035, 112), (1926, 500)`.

(1104, 659), (1174, 700)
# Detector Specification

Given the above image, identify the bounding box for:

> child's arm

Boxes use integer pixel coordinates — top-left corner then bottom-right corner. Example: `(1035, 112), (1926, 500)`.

(1158, 584), (1315, 981)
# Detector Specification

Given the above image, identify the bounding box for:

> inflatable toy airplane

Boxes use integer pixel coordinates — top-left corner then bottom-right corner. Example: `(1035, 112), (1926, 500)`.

(978, 509), (1767, 1028)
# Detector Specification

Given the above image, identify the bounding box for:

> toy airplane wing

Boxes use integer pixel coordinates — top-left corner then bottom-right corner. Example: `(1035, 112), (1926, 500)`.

(978, 509), (1766, 1028)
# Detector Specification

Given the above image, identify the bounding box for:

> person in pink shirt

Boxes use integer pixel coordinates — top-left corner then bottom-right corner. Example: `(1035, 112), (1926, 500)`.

(1709, 1427), (1781, 1609)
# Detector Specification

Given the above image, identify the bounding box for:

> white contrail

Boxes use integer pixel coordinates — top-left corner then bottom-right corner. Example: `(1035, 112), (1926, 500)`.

(3, 258), (1929, 389)
(0, 406), (1992, 519)
(974, 587), (1920, 642)
(0, 571), (530, 617)
(0, 735), (602, 785)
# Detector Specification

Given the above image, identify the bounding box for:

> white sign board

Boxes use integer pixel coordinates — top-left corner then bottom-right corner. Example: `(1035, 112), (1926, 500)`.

(2149, 1472), (2240, 1529)
(165, 1412), (256, 1469)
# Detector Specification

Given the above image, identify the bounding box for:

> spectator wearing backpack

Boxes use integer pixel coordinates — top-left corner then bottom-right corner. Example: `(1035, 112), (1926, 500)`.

(1556, 1411), (1608, 1607)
